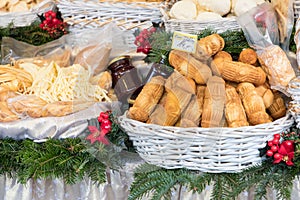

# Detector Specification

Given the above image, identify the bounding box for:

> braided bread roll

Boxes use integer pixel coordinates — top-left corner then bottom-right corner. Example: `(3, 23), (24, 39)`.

(268, 92), (286, 120)
(128, 76), (165, 122)
(169, 50), (212, 84)
(201, 76), (226, 128)
(212, 59), (266, 86)
(225, 84), (249, 127)
(237, 82), (271, 125)
(192, 34), (225, 61)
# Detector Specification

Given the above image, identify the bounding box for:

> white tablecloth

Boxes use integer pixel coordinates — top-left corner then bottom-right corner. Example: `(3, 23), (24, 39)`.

(1, 156), (300, 200)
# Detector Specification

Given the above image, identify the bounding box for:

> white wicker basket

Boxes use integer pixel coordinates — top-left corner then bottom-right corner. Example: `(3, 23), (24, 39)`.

(161, 0), (240, 33)
(295, 0), (300, 20)
(118, 114), (294, 173)
(0, 0), (56, 28)
(56, 0), (162, 31)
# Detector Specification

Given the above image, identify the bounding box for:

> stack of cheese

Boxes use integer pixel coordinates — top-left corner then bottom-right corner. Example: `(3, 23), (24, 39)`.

(168, 0), (266, 21)
(128, 33), (294, 128)
(0, 61), (113, 122)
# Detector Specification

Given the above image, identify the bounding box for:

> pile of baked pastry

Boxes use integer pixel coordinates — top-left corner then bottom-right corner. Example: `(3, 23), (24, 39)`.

(128, 33), (293, 128)
(0, 0), (44, 13)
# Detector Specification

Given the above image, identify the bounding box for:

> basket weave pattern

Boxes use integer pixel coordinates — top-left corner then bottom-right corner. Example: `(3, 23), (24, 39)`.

(119, 114), (294, 173)
(160, 0), (240, 33)
(0, 0), (55, 28)
(295, 0), (300, 19)
(56, 0), (162, 30)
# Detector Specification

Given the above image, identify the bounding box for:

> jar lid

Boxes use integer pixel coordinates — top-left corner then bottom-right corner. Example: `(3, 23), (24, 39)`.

(108, 55), (130, 66)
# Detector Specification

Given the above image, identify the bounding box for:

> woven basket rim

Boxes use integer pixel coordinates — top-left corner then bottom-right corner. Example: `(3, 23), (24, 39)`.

(0, 0), (55, 17)
(119, 112), (293, 136)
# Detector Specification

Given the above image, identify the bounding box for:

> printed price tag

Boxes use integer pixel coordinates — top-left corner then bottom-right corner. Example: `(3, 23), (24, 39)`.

(171, 31), (197, 53)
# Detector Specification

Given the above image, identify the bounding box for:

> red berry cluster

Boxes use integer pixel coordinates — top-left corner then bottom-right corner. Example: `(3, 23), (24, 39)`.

(97, 111), (112, 134)
(266, 134), (281, 157)
(134, 27), (156, 54)
(39, 10), (68, 38)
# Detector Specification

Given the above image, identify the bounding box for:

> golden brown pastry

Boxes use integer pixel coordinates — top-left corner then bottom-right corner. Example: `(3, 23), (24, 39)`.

(212, 60), (266, 86)
(41, 101), (94, 117)
(258, 45), (295, 87)
(168, 50), (212, 84)
(237, 82), (272, 125)
(210, 51), (233, 76)
(201, 76), (226, 128)
(8, 95), (48, 118)
(74, 44), (112, 75)
(179, 95), (201, 126)
(175, 118), (198, 128)
(165, 71), (196, 94)
(238, 48), (258, 65)
(268, 92), (286, 120)
(225, 84), (249, 127)
(163, 87), (192, 126)
(147, 93), (167, 125)
(192, 34), (225, 61)
(0, 102), (19, 122)
(90, 71), (112, 91)
(128, 76), (165, 122)
(196, 85), (206, 121)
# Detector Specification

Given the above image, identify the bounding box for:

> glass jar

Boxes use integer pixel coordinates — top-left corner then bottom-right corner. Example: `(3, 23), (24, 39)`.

(107, 55), (143, 104)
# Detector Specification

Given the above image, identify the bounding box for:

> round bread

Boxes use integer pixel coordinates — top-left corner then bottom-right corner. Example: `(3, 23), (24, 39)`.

(170, 1), (197, 20)
(197, 0), (231, 16)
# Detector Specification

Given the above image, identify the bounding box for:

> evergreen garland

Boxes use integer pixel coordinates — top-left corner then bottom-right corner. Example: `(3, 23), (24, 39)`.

(0, 22), (57, 47)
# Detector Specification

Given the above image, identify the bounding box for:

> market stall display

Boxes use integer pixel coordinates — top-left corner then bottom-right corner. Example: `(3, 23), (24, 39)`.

(1, 0), (300, 199)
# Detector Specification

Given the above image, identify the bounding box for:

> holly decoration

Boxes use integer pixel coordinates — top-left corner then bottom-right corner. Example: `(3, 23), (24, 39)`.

(134, 27), (157, 54)
(38, 10), (68, 39)
(86, 111), (112, 145)
(265, 133), (295, 166)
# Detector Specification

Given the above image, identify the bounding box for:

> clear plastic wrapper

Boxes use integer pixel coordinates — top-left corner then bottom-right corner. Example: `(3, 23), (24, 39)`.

(237, 2), (296, 94)
(1, 23), (136, 75)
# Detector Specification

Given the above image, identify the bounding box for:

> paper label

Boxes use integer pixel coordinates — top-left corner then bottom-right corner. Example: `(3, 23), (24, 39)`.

(171, 31), (197, 53)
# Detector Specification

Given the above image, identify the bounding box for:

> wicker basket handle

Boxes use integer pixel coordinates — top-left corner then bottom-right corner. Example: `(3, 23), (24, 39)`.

(30, 0), (56, 15)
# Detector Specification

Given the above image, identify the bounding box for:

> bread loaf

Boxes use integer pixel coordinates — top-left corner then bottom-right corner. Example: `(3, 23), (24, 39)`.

(237, 82), (271, 125)
(169, 50), (212, 84)
(201, 76), (226, 127)
(192, 34), (225, 61)
(213, 60), (266, 86)
(225, 84), (249, 127)
(268, 92), (286, 119)
(128, 76), (165, 122)
(258, 45), (295, 87)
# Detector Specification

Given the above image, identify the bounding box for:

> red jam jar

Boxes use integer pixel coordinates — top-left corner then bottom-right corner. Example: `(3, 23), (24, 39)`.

(108, 55), (143, 103)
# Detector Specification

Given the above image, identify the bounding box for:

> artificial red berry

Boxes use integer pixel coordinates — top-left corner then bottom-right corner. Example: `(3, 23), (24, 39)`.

(272, 138), (279, 145)
(149, 27), (156, 33)
(266, 150), (273, 157)
(267, 141), (273, 147)
(50, 12), (57, 18)
(273, 153), (282, 160)
(273, 134), (280, 139)
(270, 145), (278, 152)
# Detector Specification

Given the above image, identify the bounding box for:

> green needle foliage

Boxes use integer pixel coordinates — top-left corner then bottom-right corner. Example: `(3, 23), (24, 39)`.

(0, 22), (56, 47)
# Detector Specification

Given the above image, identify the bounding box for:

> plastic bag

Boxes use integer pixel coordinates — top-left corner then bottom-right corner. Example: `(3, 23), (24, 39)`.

(69, 24), (136, 75)
(1, 35), (71, 67)
(270, 0), (295, 52)
(237, 2), (296, 94)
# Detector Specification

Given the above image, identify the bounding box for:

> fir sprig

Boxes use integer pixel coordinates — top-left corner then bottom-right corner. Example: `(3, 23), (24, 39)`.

(0, 22), (56, 47)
